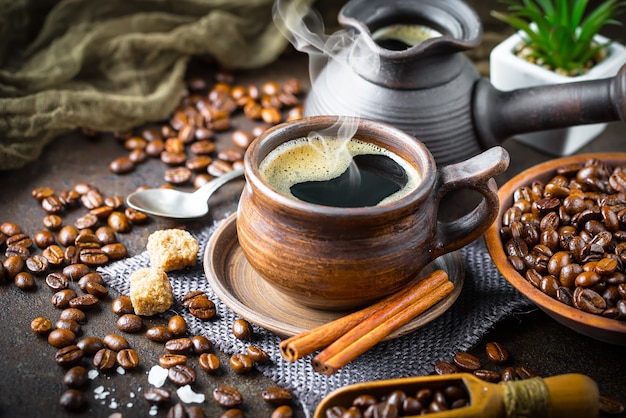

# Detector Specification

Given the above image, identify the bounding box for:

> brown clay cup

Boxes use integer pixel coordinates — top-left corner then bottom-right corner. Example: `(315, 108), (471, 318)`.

(237, 116), (510, 310)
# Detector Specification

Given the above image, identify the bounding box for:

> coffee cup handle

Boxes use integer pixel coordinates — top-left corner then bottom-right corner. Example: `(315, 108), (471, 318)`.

(431, 146), (510, 259)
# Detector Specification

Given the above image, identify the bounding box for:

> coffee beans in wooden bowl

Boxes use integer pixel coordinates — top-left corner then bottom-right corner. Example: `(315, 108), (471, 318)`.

(485, 154), (626, 346)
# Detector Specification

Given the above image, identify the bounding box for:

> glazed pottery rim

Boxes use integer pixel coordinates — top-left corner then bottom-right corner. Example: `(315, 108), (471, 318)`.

(337, 0), (483, 59)
(243, 115), (436, 216)
(484, 152), (626, 341)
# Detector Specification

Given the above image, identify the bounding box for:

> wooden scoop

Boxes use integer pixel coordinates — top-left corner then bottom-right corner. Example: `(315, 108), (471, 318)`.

(314, 373), (599, 418)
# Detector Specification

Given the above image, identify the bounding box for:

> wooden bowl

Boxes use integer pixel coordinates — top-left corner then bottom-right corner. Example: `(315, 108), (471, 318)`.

(484, 153), (626, 346)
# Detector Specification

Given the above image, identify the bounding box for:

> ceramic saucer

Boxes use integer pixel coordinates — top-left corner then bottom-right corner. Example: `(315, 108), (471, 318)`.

(204, 213), (465, 338)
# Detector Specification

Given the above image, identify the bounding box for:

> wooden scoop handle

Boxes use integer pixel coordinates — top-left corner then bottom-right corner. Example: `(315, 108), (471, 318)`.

(541, 374), (599, 418)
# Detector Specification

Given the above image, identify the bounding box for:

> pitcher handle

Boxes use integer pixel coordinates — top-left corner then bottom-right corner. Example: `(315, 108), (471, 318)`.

(431, 146), (509, 259)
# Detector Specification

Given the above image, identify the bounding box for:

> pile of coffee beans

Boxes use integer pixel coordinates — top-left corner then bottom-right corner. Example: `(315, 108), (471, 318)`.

(101, 70), (304, 191)
(321, 340), (624, 417)
(1, 180), (151, 411)
(2, 191), (294, 416)
(323, 382), (469, 418)
(500, 158), (626, 320)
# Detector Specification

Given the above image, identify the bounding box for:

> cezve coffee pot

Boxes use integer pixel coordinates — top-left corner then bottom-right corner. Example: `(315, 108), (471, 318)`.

(298, 0), (626, 165)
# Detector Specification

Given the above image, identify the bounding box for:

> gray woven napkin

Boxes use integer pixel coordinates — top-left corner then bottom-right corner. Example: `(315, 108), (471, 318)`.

(98, 214), (532, 417)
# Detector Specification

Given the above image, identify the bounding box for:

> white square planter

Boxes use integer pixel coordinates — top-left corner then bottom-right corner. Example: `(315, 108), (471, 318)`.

(490, 31), (626, 156)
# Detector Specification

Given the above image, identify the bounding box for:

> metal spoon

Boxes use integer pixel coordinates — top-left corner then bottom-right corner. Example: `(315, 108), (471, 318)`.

(126, 168), (244, 219)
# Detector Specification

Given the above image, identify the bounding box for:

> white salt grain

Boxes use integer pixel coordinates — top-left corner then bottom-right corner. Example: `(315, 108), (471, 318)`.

(88, 369), (99, 380)
(177, 385), (205, 404)
(147, 365), (168, 387)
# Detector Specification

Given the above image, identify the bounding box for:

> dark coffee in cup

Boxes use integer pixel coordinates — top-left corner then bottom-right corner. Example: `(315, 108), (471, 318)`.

(259, 136), (421, 207)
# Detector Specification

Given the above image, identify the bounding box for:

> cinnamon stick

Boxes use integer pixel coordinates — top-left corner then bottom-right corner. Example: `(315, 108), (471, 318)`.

(312, 278), (454, 375)
(279, 269), (449, 362)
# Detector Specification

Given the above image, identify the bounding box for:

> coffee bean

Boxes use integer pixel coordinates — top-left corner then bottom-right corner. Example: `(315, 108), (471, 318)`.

(187, 296), (216, 320)
(103, 333), (130, 351)
(190, 140), (215, 155)
(51, 289), (78, 308)
(599, 394), (625, 415)
(78, 272), (105, 291)
(31, 316), (53, 335)
(501, 366), (517, 381)
(453, 352), (481, 371)
(93, 348), (117, 371)
(117, 348), (140, 370)
(81, 189), (104, 209)
(168, 364), (196, 386)
(55, 345), (84, 367)
(246, 345), (270, 364)
(191, 335), (212, 354)
(515, 366), (538, 379)
(433, 361), (458, 375)
(168, 315), (188, 337)
(76, 336), (104, 356)
(198, 353), (220, 373)
(213, 386), (243, 408)
(144, 387), (172, 406)
(90, 205), (114, 219)
(0, 222), (21, 236)
(42, 244), (65, 266)
(229, 353), (253, 374)
(63, 365), (89, 388)
(271, 405), (294, 418)
(232, 318), (253, 341)
(116, 313), (143, 333)
(101, 243), (128, 260)
(60, 308), (87, 324)
(473, 369), (501, 383)
(46, 272), (69, 291)
(25, 254), (49, 275)
(110, 296), (133, 316)
(29, 230), (53, 248)
(164, 167), (193, 184)
(58, 225), (79, 246)
(262, 387), (293, 406)
(14, 271), (36, 290)
(69, 294), (100, 310)
(3, 255), (24, 279)
(59, 389), (86, 411)
(79, 248), (109, 266)
(85, 280), (109, 299)
(165, 338), (193, 354)
(159, 354), (188, 369)
(43, 214), (63, 230)
(186, 405), (206, 418)
(146, 325), (174, 343)
(485, 342), (509, 364)
(166, 402), (188, 418)
(62, 263), (90, 280)
(48, 328), (76, 348)
(107, 211), (131, 233)
(75, 213), (99, 229)
(56, 319), (81, 335)
(41, 195), (64, 213)
(6, 232), (32, 249)
(125, 207), (149, 224)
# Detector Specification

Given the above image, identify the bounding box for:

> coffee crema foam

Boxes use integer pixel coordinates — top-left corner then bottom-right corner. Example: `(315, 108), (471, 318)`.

(259, 136), (421, 206)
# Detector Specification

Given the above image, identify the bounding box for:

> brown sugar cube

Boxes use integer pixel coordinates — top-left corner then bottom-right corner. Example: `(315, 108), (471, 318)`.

(129, 267), (174, 316)
(146, 229), (199, 272)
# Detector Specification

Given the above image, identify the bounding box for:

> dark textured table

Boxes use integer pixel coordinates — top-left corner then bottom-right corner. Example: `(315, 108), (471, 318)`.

(1, 46), (626, 418)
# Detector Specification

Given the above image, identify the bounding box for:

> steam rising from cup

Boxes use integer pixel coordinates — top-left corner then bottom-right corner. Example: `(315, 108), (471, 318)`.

(272, 0), (380, 94)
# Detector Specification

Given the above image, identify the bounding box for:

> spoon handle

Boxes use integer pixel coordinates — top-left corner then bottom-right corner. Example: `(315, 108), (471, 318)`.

(195, 168), (244, 202)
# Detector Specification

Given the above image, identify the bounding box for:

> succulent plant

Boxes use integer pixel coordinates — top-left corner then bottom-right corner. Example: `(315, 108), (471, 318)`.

(492, 0), (625, 76)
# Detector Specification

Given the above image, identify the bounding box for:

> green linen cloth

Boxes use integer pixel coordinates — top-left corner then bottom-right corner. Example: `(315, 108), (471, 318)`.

(0, 0), (313, 170)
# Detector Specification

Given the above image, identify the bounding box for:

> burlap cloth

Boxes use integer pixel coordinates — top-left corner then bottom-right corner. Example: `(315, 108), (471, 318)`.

(0, 0), (315, 170)
(99, 214), (532, 417)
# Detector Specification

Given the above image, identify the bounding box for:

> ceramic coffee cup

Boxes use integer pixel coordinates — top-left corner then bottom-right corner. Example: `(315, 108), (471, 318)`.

(237, 116), (509, 310)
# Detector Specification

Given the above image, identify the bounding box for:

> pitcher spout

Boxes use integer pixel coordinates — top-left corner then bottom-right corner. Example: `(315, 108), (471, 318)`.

(338, 0), (482, 89)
